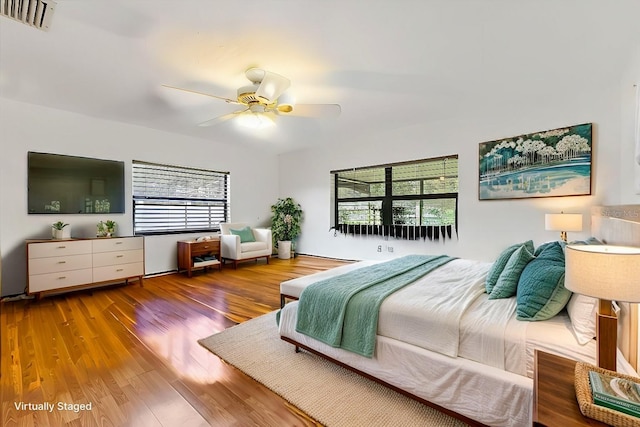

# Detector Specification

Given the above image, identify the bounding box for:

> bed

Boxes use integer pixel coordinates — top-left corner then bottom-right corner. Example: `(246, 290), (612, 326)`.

(277, 205), (640, 427)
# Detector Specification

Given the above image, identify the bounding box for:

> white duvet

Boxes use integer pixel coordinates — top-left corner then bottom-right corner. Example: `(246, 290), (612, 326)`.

(278, 257), (637, 427)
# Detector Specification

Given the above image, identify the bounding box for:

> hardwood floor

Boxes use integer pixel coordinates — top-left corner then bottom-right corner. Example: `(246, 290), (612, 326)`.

(1, 255), (350, 427)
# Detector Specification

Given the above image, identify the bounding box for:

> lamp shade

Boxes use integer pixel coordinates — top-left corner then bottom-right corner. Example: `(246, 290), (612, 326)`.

(545, 213), (583, 232)
(565, 245), (640, 302)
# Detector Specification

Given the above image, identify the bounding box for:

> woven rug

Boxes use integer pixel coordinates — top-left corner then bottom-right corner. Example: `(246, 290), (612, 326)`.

(198, 311), (468, 427)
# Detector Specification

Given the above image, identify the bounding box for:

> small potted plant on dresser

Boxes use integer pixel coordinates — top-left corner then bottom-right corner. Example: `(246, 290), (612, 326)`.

(97, 220), (117, 237)
(51, 221), (70, 240)
(270, 197), (303, 259)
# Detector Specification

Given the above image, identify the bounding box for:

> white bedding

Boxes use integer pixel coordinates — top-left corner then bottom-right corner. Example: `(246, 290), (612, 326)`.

(377, 259), (496, 361)
(278, 257), (637, 426)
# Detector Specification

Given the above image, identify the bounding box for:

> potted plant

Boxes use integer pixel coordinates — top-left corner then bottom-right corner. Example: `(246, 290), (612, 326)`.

(97, 220), (116, 237)
(270, 197), (303, 259)
(51, 221), (69, 240)
(105, 220), (116, 236)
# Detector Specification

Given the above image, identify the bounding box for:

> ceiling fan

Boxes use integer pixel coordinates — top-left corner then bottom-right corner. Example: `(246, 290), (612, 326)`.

(162, 68), (341, 128)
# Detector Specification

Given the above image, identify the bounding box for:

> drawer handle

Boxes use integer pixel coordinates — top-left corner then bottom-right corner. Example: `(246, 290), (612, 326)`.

(116, 255), (124, 258)
(58, 276), (67, 279)
(116, 268), (124, 272)
(58, 261), (66, 264)
(115, 241), (123, 245)
(57, 246), (66, 249)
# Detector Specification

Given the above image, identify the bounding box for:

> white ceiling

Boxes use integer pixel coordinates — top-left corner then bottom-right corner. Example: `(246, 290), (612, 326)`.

(1, 1), (639, 154)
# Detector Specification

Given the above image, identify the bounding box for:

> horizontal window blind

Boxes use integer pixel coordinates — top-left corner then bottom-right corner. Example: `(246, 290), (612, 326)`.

(132, 161), (229, 235)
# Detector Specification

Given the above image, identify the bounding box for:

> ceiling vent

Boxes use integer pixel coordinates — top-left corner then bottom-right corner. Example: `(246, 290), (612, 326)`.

(1, 0), (56, 31)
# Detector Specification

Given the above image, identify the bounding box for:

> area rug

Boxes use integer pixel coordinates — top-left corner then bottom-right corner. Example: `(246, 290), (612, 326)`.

(198, 311), (468, 427)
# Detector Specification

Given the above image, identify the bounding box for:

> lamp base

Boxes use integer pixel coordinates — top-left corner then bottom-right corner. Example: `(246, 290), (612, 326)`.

(597, 299), (617, 371)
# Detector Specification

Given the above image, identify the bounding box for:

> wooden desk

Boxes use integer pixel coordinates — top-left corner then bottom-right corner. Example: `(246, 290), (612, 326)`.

(177, 238), (221, 277)
(533, 350), (610, 426)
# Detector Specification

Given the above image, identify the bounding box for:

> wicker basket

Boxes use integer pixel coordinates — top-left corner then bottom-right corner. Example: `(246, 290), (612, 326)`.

(574, 362), (640, 427)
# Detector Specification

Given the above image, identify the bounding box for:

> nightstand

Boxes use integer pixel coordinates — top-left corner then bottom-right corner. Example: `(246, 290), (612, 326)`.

(533, 350), (610, 426)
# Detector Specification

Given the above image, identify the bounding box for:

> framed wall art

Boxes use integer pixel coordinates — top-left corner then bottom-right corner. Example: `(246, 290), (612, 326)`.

(479, 123), (592, 200)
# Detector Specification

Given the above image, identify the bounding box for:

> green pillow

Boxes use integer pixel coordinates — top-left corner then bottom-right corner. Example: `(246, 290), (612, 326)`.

(516, 241), (571, 321)
(485, 240), (534, 294)
(489, 244), (535, 299)
(534, 240), (565, 256)
(230, 226), (256, 243)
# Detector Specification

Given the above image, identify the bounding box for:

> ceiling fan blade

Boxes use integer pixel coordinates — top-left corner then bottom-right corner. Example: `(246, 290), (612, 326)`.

(198, 108), (248, 127)
(161, 84), (240, 104)
(254, 70), (291, 104)
(280, 103), (341, 118)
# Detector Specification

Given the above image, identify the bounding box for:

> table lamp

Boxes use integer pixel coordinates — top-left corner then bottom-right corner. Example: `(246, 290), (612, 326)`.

(545, 213), (583, 242)
(565, 244), (640, 371)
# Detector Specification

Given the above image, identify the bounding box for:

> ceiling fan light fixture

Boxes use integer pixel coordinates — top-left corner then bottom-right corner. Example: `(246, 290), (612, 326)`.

(237, 105), (275, 130)
(276, 92), (295, 113)
(254, 70), (290, 104)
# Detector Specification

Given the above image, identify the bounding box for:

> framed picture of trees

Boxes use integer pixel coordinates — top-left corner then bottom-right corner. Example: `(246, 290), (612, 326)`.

(478, 123), (592, 200)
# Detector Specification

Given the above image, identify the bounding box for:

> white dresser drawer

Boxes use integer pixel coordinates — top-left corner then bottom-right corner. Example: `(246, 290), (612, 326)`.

(28, 268), (93, 293)
(93, 249), (143, 267)
(29, 254), (92, 275)
(93, 262), (144, 283)
(93, 237), (143, 253)
(28, 240), (92, 259)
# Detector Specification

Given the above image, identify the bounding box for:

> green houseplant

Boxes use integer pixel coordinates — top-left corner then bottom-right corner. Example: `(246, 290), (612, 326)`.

(97, 220), (116, 237)
(51, 221), (69, 239)
(270, 197), (303, 259)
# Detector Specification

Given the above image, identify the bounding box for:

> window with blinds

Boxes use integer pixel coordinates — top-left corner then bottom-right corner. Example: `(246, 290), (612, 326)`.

(331, 155), (458, 240)
(132, 161), (229, 235)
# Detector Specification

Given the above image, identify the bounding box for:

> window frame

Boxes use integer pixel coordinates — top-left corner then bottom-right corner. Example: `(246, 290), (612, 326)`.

(331, 155), (458, 235)
(132, 160), (230, 236)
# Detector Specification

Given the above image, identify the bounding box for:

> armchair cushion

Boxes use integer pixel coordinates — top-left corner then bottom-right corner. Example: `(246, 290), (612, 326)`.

(230, 226), (256, 243)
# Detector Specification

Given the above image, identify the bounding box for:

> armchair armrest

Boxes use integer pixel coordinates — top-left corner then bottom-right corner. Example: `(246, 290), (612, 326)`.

(220, 234), (242, 259)
(253, 228), (273, 253)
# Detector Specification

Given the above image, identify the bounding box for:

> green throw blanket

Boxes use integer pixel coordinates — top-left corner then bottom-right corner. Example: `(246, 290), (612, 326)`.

(295, 254), (455, 357)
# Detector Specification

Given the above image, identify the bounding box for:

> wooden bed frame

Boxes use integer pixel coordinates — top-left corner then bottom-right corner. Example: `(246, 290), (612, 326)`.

(280, 204), (640, 426)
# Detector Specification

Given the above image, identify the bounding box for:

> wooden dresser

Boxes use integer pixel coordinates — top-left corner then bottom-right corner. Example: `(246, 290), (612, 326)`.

(27, 236), (144, 298)
(177, 238), (221, 277)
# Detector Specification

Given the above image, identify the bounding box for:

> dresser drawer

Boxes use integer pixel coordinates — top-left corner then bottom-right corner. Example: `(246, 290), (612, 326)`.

(93, 237), (143, 253)
(93, 249), (144, 267)
(28, 268), (93, 293)
(190, 240), (220, 256)
(28, 240), (93, 259)
(93, 262), (144, 283)
(29, 254), (92, 275)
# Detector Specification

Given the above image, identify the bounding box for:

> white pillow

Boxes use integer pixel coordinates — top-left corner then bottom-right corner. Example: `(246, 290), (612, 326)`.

(566, 293), (597, 345)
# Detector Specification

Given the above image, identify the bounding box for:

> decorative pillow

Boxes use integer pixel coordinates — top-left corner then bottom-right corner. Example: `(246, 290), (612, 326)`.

(516, 241), (572, 321)
(534, 240), (566, 256)
(485, 240), (534, 294)
(566, 293), (597, 345)
(230, 226), (256, 243)
(489, 244), (535, 299)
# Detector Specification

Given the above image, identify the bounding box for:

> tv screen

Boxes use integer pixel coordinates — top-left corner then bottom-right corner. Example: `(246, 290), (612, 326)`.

(28, 152), (125, 214)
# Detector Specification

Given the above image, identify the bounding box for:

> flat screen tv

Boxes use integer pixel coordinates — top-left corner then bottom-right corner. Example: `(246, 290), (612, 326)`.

(28, 152), (125, 214)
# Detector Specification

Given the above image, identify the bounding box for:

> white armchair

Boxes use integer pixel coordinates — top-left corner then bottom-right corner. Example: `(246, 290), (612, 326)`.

(219, 223), (272, 268)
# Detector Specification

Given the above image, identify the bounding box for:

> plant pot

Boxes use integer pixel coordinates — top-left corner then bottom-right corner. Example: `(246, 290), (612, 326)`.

(277, 240), (292, 259)
(52, 227), (70, 240)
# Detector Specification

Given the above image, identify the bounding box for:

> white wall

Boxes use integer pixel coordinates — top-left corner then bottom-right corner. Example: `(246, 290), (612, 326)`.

(279, 82), (635, 263)
(0, 99), (279, 297)
(622, 45), (640, 201)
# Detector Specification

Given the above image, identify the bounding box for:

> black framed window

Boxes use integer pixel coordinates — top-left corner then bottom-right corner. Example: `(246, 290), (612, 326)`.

(132, 161), (229, 235)
(331, 156), (458, 240)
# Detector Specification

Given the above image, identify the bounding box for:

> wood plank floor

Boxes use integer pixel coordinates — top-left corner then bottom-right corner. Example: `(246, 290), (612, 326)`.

(1, 255), (350, 427)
